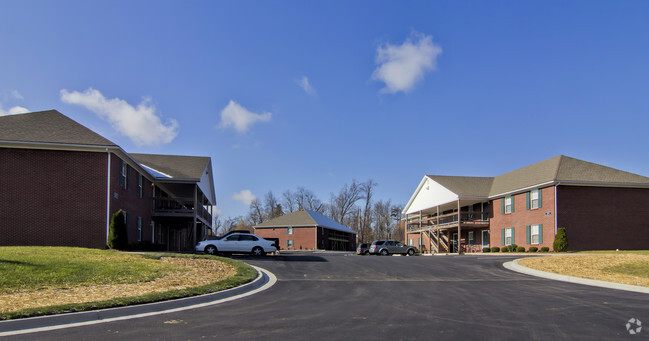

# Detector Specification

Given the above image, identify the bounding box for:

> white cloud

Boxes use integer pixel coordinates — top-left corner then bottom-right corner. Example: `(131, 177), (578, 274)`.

(11, 90), (23, 100)
(232, 189), (257, 205)
(218, 100), (272, 133)
(372, 32), (442, 94)
(0, 105), (29, 116)
(296, 76), (316, 95)
(60, 88), (178, 146)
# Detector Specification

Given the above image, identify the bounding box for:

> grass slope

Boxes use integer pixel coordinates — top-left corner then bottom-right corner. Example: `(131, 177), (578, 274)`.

(0, 247), (257, 320)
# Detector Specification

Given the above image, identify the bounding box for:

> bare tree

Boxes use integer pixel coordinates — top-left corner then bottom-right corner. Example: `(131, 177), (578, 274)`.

(373, 200), (393, 240)
(264, 191), (282, 219)
(249, 198), (265, 224)
(283, 190), (298, 213)
(390, 205), (404, 240)
(330, 180), (363, 225)
(359, 179), (377, 243)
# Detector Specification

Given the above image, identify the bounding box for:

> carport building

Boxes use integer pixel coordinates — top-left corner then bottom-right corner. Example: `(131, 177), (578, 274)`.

(254, 209), (357, 251)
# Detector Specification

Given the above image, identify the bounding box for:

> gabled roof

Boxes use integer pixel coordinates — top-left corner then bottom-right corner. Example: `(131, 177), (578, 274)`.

(255, 209), (356, 234)
(427, 175), (493, 197)
(403, 155), (649, 214)
(130, 153), (210, 180)
(0, 110), (117, 147)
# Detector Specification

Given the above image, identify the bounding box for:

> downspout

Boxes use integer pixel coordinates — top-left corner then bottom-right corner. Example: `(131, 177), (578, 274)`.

(554, 183), (560, 234)
(106, 150), (111, 244)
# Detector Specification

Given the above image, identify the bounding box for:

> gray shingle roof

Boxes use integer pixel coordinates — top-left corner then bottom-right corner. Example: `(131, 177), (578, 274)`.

(255, 209), (356, 234)
(130, 153), (210, 180)
(0, 110), (117, 146)
(425, 155), (649, 199)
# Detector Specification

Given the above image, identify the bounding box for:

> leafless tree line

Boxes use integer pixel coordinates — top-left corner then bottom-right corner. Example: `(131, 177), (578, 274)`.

(214, 180), (404, 243)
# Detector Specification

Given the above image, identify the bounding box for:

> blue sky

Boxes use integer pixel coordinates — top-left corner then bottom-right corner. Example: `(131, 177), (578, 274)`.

(1, 1), (648, 219)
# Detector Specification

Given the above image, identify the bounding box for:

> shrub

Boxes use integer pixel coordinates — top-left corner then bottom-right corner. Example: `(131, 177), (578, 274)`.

(529, 246), (538, 252)
(509, 244), (518, 252)
(516, 246), (526, 252)
(482, 247), (491, 253)
(107, 210), (127, 250)
(540, 247), (550, 252)
(553, 227), (568, 252)
(501, 247), (509, 253)
(491, 247), (500, 252)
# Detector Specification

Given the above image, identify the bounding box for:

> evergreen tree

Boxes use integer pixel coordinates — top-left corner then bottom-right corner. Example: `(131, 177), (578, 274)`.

(107, 210), (127, 250)
(553, 227), (568, 252)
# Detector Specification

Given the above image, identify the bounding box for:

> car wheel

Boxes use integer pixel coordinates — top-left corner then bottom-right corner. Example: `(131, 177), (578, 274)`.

(364, 251), (369, 255)
(251, 246), (265, 256)
(407, 249), (415, 256)
(205, 245), (218, 255)
(380, 249), (389, 256)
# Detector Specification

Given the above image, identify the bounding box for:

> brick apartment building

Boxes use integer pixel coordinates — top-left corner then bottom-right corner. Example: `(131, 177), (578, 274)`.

(254, 209), (357, 251)
(0, 110), (216, 251)
(403, 155), (649, 252)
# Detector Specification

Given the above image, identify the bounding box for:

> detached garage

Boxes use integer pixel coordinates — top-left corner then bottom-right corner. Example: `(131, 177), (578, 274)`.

(254, 209), (357, 251)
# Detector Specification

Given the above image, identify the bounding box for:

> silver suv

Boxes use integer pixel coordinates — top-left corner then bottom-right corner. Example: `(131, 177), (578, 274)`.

(369, 240), (417, 256)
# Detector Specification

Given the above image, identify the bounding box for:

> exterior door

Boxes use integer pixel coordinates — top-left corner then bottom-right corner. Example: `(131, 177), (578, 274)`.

(452, 233), (458, 253)
(482, 230), (490, 250)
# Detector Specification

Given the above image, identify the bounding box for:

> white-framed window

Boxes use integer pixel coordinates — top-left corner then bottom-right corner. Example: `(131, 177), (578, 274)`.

(468, 231), (475, 246)
(505, 227), (513, 245)
(286, 239), (294, 248)
(531, 224), (540, 244)
(137, 174), (143, 198)
(119, 160), (128, 190)
(504, 196), (513, 214)
(530, 190), (539, 209)
(136, 217), (142, 242)
(408, 238), (413, 246)
(287, 227), (294, 235)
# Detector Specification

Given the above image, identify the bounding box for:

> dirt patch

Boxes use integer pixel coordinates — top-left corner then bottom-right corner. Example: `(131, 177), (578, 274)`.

(0, 258), (237, 313)
(518, 254), (649, 287)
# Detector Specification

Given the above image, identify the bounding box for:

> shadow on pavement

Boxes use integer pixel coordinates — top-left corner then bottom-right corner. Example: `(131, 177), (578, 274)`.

(231, 254), (328, 262)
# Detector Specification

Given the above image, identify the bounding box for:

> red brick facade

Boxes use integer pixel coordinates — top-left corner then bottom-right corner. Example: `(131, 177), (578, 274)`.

(255, 226), (317, 250)
(0, 148), (109, 248)
(490, 186), (556, 250)
(557, 186), (649, 251)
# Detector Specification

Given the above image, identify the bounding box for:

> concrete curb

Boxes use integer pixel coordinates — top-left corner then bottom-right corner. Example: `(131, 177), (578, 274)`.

(0, 265), (277, 337)
(503, 259), (649, 294)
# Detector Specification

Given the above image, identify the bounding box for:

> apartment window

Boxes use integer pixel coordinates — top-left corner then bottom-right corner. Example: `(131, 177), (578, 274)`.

(119, 160), (131, 190)
(527, 189), (542, 210)
(137, 174), (143, 198)
(151, 221), (155, 243)
(287, 227), (294, 235)
(504, 196), (513, 214)
(123, 211), (129, 237)
(408, 238), (413, 246)
(502, 227), (514, 246)
(527, 224), (543, 244)
(287, 239), (294, 248)
(137, 216), (142, 242)
(468, 231), (475, 246)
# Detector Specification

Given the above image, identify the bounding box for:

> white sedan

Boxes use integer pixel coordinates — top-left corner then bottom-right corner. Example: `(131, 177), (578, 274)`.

(196, 233), (277, 256)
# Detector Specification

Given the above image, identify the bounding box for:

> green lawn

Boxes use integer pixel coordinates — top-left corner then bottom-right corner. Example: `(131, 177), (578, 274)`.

(0, 247), (181, 292)
(0, 247), (258, 320)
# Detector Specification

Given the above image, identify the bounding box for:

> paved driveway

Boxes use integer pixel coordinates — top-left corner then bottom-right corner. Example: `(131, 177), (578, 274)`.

(6, 252), (649, 340)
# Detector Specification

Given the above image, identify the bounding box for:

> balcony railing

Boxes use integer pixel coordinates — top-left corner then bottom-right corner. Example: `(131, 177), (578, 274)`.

(407, 212), (489, 232)
(153, 196), (212, 223)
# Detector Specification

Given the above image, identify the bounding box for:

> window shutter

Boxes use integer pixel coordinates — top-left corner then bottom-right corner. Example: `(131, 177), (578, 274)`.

(510, 195), (515, 212)
(538, 189), (543, 208)
(526, 192), (530, 210)
(501, 228), (505, 245)
(119, 160), (125, 188)
(526, 225), (531, 244)
(126, 166), (130, 190)
(511, 227), (515, 244)
(539, 224), (543, 244)
(501, 198), (505, 214)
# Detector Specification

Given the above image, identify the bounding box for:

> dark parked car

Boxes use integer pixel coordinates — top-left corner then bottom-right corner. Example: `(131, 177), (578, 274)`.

(356, 243), (371, 255)
(369, 240), (418, 256)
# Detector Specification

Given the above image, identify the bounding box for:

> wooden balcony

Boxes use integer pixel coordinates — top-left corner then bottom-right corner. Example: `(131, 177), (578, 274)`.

(407, 211), (489, 233)
(153, 196), (212, 223)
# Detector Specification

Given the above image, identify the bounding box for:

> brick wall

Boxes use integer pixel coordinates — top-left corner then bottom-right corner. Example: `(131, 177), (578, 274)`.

(557, 186), (649, 251)
(255, 226), (317, 250)
(0, 148), (108, 248)
(490, 186), (556, 250)
(108, 154), (154, 246)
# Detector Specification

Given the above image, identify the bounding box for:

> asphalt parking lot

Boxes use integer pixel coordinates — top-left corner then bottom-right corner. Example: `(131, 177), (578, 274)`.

(4, 252), (649, 340)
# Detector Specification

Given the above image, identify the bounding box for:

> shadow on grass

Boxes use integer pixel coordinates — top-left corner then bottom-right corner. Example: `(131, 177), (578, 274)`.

(0, 259), (41, 267)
